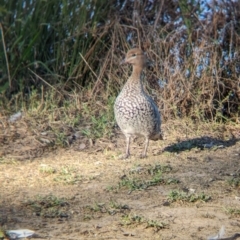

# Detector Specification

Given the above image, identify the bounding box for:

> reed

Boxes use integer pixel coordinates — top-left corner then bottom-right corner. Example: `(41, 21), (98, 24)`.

(0, 0), (239, 125)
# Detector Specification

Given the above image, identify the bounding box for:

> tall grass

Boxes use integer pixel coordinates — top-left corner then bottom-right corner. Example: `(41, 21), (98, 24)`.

(0, 0), (240, 127)
(0, 0), (113, 89)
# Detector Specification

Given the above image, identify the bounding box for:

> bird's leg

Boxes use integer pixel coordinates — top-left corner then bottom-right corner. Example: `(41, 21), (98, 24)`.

(140, 137), (149, 158)
(119, 135), (131, 159)
(124, 135), (131, 158)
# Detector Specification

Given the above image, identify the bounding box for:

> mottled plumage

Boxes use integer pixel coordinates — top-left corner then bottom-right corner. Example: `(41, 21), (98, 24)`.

(114, 48), (162, 159)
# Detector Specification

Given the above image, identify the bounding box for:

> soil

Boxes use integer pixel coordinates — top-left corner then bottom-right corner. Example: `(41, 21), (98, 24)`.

(0, 116), (240, 240)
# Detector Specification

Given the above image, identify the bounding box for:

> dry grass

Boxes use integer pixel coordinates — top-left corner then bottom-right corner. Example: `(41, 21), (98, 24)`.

(0, 0), (240, 131)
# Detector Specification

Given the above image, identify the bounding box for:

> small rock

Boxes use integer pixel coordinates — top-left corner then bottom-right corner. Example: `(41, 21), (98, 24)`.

(79, 143), (86, 150)
(162, 201), (170, 206)
(8, 111), (22, 123)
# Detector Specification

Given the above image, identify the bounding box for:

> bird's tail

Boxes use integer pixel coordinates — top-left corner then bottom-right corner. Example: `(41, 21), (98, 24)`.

(150, 131), (163, 141)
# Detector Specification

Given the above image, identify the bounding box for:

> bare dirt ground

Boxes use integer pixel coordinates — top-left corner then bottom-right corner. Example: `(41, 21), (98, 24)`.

(0, 117), (240, 240)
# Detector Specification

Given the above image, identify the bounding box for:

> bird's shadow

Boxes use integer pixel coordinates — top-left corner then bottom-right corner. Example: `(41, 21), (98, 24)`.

(163, 136), (240, 153)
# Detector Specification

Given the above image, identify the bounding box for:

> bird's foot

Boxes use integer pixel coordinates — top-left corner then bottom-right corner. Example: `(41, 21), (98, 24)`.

(118, 153), (130, 160)
(139, 153), (147, 159)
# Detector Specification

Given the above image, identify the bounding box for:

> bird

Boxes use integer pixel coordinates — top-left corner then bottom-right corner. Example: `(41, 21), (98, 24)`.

(114, 48), (162, 159)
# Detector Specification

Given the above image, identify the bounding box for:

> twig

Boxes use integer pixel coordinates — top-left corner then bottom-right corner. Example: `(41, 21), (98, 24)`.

(79, 52), (98, 79)
(91, 49), (111, 96)
(0, 23), (11, 88)
(121, 25), (141, 48)
(28, 68), (63, 96)
(153, 1), (164, 31)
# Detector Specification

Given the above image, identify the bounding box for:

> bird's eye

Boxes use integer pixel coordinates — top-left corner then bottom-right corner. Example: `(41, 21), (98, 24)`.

(132, 53), (136, 57)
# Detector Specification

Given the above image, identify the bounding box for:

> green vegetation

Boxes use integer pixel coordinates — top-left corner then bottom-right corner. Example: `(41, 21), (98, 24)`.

(24, 194), (69, 218)
(121, 214), (167, 231)
(83, 200), (130, 220)
(224, 207), (240, 216)
(39, 164), (56, 174)
(1, 0), (240, 145)
(82, 200), (166, 230)
(168, 190), (211, 203)
(53, 166), (83, 185)
(39, 164), (95, 185)
(107, 164), (179, 193)
(228, 176), (240, 187)
(0, 0), (112, 87)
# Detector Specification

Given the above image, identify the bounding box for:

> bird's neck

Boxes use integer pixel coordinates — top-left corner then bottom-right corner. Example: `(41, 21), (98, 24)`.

(132, 65), (143, 76)
(129, 65), (143, 83)
(121, 66), (144, 94)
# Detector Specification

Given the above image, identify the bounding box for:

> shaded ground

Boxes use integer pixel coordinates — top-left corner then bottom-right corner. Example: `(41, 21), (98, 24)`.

(0, 116), (240, 239)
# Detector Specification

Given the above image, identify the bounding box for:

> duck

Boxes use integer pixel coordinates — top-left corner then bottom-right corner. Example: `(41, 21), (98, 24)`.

(114, 48), (162, 159)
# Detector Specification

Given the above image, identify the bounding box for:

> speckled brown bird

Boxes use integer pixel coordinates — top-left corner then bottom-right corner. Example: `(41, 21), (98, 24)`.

(114, 48), (162, 159)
